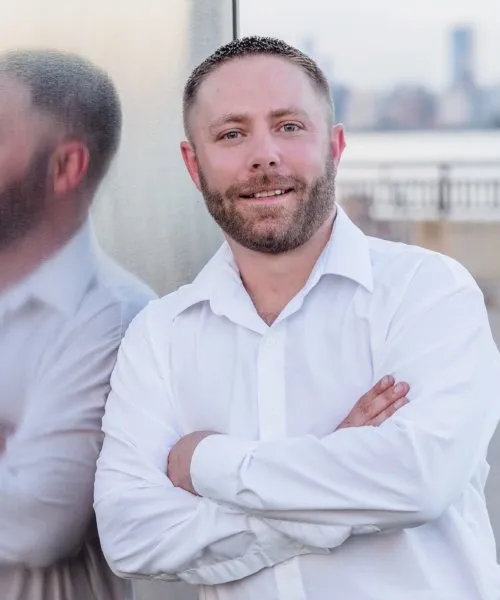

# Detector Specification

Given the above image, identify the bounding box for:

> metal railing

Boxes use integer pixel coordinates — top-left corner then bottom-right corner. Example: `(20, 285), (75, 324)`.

(337, 161), (500, 221)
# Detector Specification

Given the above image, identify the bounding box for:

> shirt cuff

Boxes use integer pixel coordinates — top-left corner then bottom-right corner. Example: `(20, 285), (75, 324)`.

(191, 434), (257, 502)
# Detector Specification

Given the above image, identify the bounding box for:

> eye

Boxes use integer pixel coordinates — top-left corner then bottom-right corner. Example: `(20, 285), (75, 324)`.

(280, 122), (302, 133)
(220, 130), (241, 140)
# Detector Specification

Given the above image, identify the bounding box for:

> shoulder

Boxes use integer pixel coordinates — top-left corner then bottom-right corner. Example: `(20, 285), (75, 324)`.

(366, 236), (480, 297)
(124, 282), (200, 341)
(77, 253), (157, 339)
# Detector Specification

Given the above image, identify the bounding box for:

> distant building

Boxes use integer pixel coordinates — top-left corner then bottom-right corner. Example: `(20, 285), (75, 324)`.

(379, 85), (436, 130)
(439, 25), (483, 127)
(331, 83), (350, 124)
(343, 90), (380, 130)
(483, 86), (500, 128)
(299, 26), (497, 132)
(451, 26), (475, 89)
(437, 88), (475, 128)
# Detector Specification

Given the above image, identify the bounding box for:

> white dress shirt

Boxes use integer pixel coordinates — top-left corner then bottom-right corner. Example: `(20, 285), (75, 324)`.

(0, 220), (154, 600)
(95, 206), (500, 600)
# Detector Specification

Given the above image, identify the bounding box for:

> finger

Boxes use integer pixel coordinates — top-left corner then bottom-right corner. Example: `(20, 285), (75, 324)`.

(349, 381), (408, 426)
(336, 379), (407, 430)
(345, 376), (396, 425)
(360, 375), (395, 403)
(369, 381), (409, 420)
(368, 397), (409, 427)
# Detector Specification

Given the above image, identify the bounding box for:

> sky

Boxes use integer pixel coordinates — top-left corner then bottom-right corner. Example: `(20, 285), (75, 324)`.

(239, 0), (500, 91)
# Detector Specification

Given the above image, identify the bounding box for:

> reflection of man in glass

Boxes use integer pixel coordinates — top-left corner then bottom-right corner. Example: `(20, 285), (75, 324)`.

(0, 50), (154, 600)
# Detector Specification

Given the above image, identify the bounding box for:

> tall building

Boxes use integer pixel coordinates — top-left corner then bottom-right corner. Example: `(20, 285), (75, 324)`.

(343, 90), (380, 130)
(451, 26), (475, 89)
(379, 85), (436, 130)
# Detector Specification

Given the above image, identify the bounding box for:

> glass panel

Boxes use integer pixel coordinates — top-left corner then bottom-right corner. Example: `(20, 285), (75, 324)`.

(0, 2), (233, 600)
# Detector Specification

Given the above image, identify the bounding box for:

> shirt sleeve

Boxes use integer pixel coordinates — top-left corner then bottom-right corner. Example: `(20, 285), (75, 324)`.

(94, 303), (317, 587)
(0, 301), (128, 568)
(190, 254), (500, 550)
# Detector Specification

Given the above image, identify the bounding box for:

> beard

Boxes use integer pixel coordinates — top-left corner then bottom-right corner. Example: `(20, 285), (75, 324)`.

(0, 148), (51, 251)
(199, 156), (336, 254)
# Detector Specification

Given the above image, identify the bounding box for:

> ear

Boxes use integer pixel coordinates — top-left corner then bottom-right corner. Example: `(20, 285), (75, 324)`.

(330, 124), (346, 166)
(50, 141), (90, 196)
(180, 140), (201, 191)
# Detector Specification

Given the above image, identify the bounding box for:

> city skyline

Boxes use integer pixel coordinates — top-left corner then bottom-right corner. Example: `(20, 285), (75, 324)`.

(239, 0), (500, 90)
(327, 26), (500, 132)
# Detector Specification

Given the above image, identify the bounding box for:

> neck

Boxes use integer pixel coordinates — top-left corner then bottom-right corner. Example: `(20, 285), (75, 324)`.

(0, 213), (86, 293)
(229, 206), (337, 325)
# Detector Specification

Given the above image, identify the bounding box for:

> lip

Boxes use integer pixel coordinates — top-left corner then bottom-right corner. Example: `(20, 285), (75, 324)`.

(239, 188), (294, 201)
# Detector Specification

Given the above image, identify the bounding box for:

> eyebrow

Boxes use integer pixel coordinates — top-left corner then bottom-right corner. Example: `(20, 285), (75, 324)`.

(208, 106), (310, 133)
(269, 107), (309, 120)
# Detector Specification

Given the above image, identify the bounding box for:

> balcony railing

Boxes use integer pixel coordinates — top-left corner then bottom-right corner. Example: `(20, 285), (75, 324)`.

(337, 161), (500, 221)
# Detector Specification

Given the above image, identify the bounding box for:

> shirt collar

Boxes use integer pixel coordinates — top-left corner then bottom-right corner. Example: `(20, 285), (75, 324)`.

(174, 205), (373, 318)
(321, 205), (374, 292)
(0, 219), (97, 317)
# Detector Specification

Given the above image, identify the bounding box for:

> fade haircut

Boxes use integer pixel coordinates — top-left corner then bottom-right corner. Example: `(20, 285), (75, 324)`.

(0, 49), (122, 192)
(183, 36), (334, 141)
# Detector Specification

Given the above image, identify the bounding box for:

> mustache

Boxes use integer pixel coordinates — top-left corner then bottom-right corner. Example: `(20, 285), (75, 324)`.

(226, 174), (307, 198)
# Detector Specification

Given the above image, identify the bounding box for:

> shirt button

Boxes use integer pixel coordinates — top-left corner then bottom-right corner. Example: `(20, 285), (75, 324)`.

(264, 336), (277, 349)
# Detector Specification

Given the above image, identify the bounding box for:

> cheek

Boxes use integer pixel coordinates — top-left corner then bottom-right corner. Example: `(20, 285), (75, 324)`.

(0, 126), (36, 187)
(281, 134), (327, 170)
(286, 149), (326, 182)
(0, 150), (29, 190)
(198, 150), (243, 190)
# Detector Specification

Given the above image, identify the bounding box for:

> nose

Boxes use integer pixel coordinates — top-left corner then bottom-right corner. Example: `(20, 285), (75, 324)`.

(247, 132), (281, 172)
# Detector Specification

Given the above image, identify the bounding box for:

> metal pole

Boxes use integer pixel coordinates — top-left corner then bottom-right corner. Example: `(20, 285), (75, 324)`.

(438, 163), (451, 217)
(232, 0), (239, 39)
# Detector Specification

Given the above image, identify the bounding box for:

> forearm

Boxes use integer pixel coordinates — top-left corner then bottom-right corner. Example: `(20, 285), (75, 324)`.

(191, 426), (438, 536)
(191, 381), (494, 548)
(0, 449), (95, 567)
(95, 447), (316, 585)
(191, 273), (500, 548)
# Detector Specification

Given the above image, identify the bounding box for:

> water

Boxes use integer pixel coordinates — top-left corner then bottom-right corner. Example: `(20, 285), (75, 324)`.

(342, 130), (500, 164)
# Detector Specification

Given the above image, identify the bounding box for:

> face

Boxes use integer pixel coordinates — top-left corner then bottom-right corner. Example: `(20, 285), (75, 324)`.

(182, 55), (345, 254)
(0, 77), (52, 250)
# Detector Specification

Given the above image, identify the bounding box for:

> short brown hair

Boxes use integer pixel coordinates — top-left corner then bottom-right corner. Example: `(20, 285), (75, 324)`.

(183, 36), (334, 140)
(0, 49), (121, 192)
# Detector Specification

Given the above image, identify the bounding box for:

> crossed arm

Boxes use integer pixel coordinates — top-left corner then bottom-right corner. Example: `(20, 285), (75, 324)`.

(94, 304), (406, 586)
(171, 259), (500, 549)
(95, 257), (500, 584)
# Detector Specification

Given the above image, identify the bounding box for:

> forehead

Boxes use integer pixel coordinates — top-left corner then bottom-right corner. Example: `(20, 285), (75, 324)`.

(0, 76), (33, 121)
(194, 55), (325, 124)
(0, 76), (58, 149)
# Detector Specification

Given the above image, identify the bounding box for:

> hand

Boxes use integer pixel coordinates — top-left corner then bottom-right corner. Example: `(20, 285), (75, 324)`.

(167, 430), (218, 494)
(336, 375), (409, 430)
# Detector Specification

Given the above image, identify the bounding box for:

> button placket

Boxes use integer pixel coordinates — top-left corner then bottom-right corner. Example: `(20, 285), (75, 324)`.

(256, 325), (307, 600)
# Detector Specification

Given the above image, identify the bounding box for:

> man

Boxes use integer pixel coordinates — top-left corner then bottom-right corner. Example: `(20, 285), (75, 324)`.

(0, 50), (154, 600)
(94, 37), (500, 599)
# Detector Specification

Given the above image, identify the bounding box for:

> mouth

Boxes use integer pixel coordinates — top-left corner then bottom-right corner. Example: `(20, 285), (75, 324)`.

(239, 188), (294, 200)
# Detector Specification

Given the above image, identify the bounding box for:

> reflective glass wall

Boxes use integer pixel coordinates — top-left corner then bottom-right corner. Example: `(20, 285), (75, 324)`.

(2, 0), (233, 295)
(0, 2), (234, 600)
